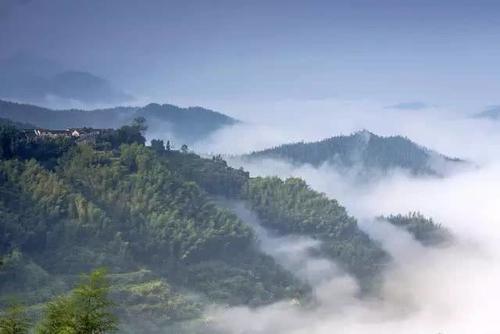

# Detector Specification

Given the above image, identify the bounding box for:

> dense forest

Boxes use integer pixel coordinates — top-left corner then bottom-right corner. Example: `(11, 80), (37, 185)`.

(0, 99), (237, 144)
(245, 130), (465, 177)
(0, 119), (398, 332)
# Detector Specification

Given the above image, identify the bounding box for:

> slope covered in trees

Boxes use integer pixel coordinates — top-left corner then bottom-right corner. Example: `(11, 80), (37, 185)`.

(244, 177), (388, 283)
(0, 122), (389, 332)
(0, 99), (237, 144)
(378, 212), (452, 246)
(245, 130), (465, 177)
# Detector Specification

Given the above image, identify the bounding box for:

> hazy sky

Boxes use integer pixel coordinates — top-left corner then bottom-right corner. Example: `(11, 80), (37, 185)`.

(1, 0), (500, 111)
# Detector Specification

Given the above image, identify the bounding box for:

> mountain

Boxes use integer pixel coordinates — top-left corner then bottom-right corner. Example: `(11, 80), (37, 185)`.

(0, 123), (387, 332)
(245, 130), (465, 177)
(472, 105), (500, 120)
(0, 99), (238, 144)
(0, 53), (132, 105)
(136, 103), (238, 143)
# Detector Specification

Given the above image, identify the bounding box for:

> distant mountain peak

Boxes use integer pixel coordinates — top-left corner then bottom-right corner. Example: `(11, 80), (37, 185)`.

(472, 105), (500, 120)
(245, 131), (465, 177)
(0, 53), (132, 105)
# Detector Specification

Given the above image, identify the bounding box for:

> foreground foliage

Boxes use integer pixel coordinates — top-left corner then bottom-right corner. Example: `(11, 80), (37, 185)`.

(37, 269), (118, 334)
(0, 304), (30, 334)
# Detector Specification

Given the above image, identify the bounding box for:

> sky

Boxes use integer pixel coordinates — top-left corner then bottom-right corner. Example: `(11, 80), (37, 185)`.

(1, 0), (500, 113)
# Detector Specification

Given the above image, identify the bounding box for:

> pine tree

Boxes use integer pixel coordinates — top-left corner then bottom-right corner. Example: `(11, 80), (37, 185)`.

(37, 269), (118, 334)
(0, 304), (30, 334)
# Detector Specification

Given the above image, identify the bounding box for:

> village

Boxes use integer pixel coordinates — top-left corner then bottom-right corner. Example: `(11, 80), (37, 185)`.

(22, 127), (112, 144)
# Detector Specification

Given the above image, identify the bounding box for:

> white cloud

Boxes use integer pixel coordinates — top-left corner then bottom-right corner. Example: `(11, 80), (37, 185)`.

(198, 98), (500, 334)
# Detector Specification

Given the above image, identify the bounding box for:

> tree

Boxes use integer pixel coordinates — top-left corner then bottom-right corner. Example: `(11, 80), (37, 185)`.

(36, 296), (76, 334)
(0, 125), (20, 160)
(150, 139), (165, 153)
(166, 140), (171, 152)
(181, 144), (188, 153)
(0, 304), (30, 334)
(72, 268), (117, 334)
(37, 268), (118, 334)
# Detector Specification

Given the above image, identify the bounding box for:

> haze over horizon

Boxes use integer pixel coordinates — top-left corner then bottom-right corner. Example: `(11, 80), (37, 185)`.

(2, 0), (500, 113)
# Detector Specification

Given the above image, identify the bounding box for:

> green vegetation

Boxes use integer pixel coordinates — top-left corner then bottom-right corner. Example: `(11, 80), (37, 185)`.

(0, 304), (30, 334)
(378, 212), (452, 246)
(0, 121), (305, 330)
(37, 269), (118, 334)
(244, 177), (388, 282)
(0, 120), (391, 330)
(0, 269), (116, 334)
(246, 130), (464, 176)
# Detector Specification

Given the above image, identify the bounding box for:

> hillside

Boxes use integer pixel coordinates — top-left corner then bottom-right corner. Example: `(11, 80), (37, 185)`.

(0, 122), (387, 333)
(245, 130), (465, 176)
(0, 99), (237, 144)
(379, 212), (452, 246)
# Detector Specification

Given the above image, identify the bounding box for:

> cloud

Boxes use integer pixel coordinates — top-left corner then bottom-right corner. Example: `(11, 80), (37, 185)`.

(206, 156), (500, 334)
(193, 98), (500, 334)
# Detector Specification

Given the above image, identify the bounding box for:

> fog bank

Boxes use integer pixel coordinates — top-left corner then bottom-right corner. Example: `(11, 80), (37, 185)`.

(199, 102), (500, 334)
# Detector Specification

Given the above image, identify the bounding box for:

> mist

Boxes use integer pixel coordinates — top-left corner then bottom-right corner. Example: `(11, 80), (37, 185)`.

(190, 100), (500, 334)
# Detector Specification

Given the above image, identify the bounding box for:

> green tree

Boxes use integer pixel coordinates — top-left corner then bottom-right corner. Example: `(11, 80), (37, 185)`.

(37, 269), (117, 334)
(73, 269), (117, 334)
(36, 296), (76, 334)
(0, 304), (30, 334)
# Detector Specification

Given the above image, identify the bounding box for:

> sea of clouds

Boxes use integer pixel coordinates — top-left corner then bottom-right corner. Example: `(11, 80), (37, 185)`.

(192, 98), (500, 334)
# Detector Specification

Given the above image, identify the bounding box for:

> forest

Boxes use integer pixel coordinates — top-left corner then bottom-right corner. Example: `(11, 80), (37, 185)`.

(0, 120), (396, 333)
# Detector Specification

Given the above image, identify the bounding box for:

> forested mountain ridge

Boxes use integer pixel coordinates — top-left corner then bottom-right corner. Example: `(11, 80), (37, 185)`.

(0, 122), (388, 332)
(245, 130), (465, 177)
(0, 99), (237, 144)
